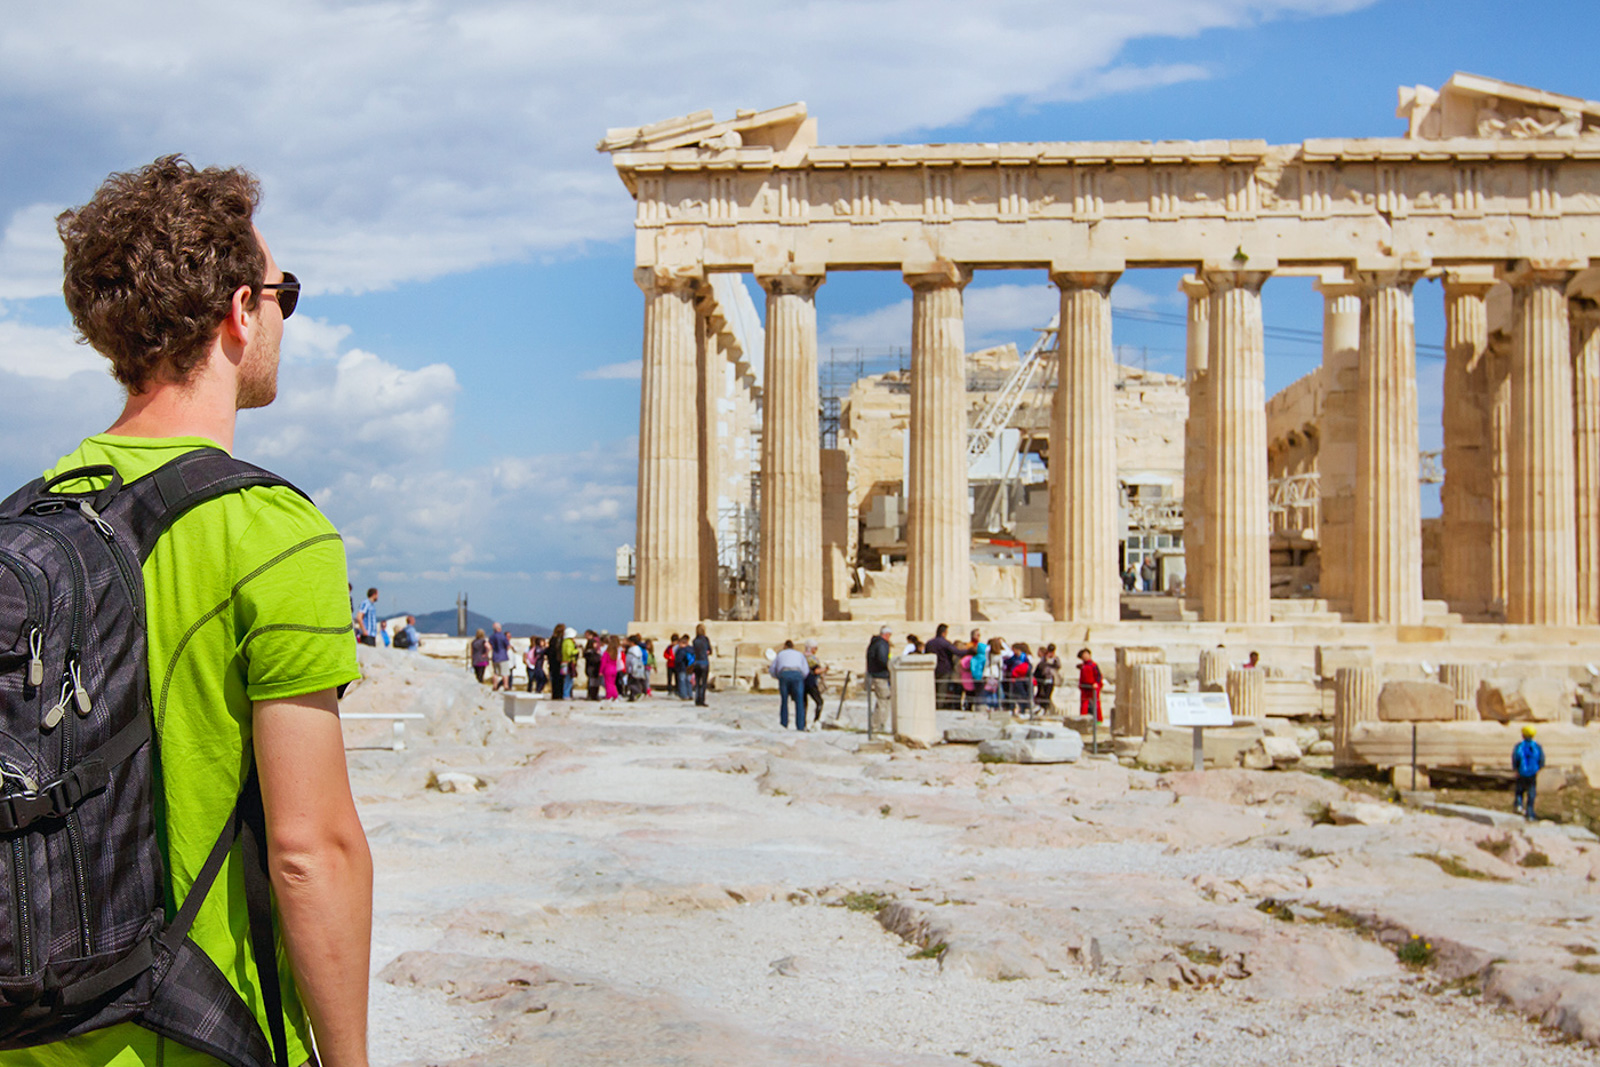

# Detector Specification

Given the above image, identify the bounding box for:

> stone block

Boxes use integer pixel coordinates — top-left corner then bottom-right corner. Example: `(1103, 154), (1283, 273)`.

(943, 724), (1003, 744)
(1377, 681), (1456, 722)
(1347, 720), (1600, 772)
(1584, 747), (1600, 789)
(1315, 645), (1373, 681)
(1135, 721), (1265, 770)
(1477, 678), (1573, 722)
(978, 734), (1083, 764)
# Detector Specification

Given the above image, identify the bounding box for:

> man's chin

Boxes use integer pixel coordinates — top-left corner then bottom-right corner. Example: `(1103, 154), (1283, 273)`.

(236, 380), (278, 410)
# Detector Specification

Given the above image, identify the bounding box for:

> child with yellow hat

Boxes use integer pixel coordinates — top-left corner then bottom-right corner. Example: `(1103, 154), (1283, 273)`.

(1512, 724), (1544, 821)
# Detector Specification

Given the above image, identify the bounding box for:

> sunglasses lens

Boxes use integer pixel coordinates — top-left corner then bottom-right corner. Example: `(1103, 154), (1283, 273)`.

(279, 272), (298, 319)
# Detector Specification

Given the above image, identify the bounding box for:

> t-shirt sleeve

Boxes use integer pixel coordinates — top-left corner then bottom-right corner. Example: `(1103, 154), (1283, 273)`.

(231, 489), (362, 702)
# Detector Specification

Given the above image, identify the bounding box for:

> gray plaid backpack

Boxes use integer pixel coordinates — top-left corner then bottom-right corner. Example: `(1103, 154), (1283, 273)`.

(0, 447), (305, 1067)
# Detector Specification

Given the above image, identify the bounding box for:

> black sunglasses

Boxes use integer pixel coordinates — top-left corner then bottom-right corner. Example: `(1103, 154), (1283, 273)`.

(258, 271), (300, 319)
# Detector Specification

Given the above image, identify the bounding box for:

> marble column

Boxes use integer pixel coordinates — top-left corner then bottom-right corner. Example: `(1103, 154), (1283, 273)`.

(1314, 279), (1362, 611)
(695, 309), (722, 619)
(1572, 299), (1600, 625)
(1506, 267), (1578, 626)
(1200, 271), (1271, 623)
(905, 264), (973, 623)
(1440, 275), (1497, 616)
(757, 272), (825, 623)
(1352, 272), (1423, 625)
(1048, 271), (1120, 623)
(1486, 327), (1512, 615)
(634, 268), (701, 623)
(1179, 276), (1209, 609)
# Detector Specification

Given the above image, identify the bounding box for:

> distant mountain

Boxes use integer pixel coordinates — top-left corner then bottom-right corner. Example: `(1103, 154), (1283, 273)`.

(407, 609), (551, 639)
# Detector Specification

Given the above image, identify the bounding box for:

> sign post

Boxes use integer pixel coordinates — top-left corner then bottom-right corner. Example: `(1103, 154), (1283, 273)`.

(1164, 692), (1234, 772)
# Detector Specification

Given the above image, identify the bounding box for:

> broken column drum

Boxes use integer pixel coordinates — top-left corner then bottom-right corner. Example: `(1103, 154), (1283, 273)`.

(1121, 663), (1172, 738)
(1114, 645), (1165, 731)
(1225, 668), (1264, 719)
(1333, 667), (1378, 765)
(1437, 663), (1481, 721)
(1197, 649), (1228, 692)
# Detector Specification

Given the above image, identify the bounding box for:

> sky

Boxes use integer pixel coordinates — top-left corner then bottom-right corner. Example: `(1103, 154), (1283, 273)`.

(1, 0), (1594, 632)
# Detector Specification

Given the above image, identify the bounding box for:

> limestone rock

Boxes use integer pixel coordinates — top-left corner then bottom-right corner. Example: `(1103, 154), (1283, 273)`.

(1136, 722), (1265, 770)
(978, 734), (1083, 764)
(1484, 963), (1600, 1046)
(1308, 739), (1334, 756)
(1241, 736), (1302, 769)
(1327, 800), (1404, 826)
(1586, 746), (1600, 789)
(1477, 678), (1573, 722)
(1378, 680), (1455, 722)
(428, 770), (485, 793)
(943, 724), (1003, 744)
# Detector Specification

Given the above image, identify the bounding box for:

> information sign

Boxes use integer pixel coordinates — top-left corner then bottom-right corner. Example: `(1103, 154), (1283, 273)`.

(1165, 692), (1233, 727)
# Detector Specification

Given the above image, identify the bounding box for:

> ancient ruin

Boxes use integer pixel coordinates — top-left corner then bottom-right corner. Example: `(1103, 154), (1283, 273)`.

(601, 72), (1600, 639)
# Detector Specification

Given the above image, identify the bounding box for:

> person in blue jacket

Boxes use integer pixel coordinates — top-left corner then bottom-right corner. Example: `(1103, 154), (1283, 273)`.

(1512, 724), (1545, 821)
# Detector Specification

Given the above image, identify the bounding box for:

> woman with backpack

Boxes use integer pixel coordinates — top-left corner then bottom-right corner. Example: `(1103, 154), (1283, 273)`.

(525, 636), (548, 694)
(1004, 641), (1032, 715)
(546, 624), (567, 700)
(1033, 644), (1061, 717)
(469, 628), (490, 684)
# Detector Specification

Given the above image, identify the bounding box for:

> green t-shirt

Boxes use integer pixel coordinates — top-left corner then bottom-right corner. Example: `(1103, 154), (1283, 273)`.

(13, 435), (360, 1067)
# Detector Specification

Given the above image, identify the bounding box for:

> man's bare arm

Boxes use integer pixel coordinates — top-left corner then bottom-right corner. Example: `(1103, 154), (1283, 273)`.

(255, 688), (372, 1067)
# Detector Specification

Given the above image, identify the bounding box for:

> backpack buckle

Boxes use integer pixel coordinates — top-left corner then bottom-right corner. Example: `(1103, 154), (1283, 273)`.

(0, 791), (52, 834)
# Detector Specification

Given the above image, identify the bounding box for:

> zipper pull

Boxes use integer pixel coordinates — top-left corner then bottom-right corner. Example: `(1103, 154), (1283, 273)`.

(27, 628), (43, 688)
(68, 661), (91, 716)
(78, 500), (115, 539)
(43, 682), (68, 730)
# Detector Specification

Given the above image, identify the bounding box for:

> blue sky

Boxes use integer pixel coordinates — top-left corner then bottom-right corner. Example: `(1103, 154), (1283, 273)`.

(0, 0), (1593, 631)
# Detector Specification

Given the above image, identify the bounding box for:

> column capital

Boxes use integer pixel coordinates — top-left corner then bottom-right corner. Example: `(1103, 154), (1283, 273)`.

(634, 265), (702, 294)
(902, 260), (972, 290)
(1506, 260), (1581, 287)
(1049, 270), (1121, 293)
(1350, 268), (1426, 293)
(755, 270), (825, 297)
(1197, 269), (1270, 294)
(1570, 295), (1600, 330)
(1440, 265), (1499, 296)
(1179, 274), (1209, 301)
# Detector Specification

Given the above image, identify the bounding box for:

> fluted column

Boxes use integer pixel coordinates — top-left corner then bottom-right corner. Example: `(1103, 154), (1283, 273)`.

(634, 268), (702, 623)
(1314, 279), (1362, 610)
(1488, 329), (1512, 615)
(1048, 271), (1120, 622)
(1440, 275), (1497, 616)
(905, 264), (972, 622)
(1200, 271), (1271, 623)
(1180, 275), (1209, 609)
(1506, 266), (1578, 626)
(1352, 272), (1423, 624)
(757, 272), (825, 623)
(695, 307), (721, 619)
(1573, 299), (1600, 625)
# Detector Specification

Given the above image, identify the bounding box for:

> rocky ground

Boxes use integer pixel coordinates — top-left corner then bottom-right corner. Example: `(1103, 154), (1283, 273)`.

(341, 646), (1600, 1066)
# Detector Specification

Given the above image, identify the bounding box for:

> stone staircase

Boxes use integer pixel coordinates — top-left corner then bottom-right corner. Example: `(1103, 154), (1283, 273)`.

(1119, 594), (1197, 623)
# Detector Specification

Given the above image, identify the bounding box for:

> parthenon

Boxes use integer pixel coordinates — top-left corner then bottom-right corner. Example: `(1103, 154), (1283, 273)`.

(600, 72), (1600, 638)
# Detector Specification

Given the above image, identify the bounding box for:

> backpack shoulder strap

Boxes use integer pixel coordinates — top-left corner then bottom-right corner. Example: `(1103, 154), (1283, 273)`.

(105, 448), (311, 562)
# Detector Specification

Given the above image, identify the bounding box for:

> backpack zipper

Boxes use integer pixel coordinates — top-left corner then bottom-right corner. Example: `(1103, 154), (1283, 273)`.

(74, 502), (141, 612)
(10, 519), (93, 957)
(1, 765), (37, 976)
(0, 547), (46, 692)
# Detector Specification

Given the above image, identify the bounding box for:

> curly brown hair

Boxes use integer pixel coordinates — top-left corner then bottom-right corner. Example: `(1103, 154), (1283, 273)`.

(57, 155), (266, 392)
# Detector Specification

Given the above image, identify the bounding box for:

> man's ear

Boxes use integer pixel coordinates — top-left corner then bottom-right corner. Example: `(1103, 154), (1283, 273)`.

(222, 283), (254, 347)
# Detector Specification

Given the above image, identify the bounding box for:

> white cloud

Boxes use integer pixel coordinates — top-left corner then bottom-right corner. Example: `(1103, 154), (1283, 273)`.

(580, 359), (642, 381)
(0, 0), (1377, 295)
(0, 204), (68, 301)
(281, 316), (353, 362)
(0, 316), (105, 380)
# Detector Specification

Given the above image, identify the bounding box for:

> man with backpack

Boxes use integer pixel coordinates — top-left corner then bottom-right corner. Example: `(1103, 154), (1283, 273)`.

(1512, 724), (1545, 822)
(4, 158), (371, 1066)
